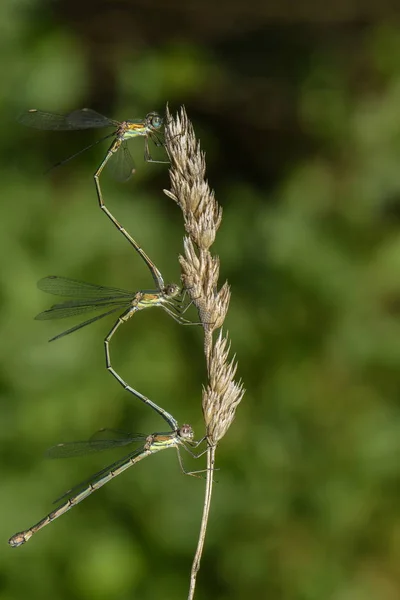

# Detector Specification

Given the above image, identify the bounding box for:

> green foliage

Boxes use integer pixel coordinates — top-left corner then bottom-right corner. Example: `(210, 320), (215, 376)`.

(1, 6), (400, 600)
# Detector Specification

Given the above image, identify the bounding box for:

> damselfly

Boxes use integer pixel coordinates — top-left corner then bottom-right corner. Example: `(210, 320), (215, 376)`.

(18, 108), (168, 288)
(36, 276), (194, 428)
(9, 424), (203, 547)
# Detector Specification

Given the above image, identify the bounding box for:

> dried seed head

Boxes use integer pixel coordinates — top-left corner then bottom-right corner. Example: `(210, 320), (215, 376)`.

(164, 106), (244, 599)
(202, 332), (245, 445)
(164, 107), (244, 447)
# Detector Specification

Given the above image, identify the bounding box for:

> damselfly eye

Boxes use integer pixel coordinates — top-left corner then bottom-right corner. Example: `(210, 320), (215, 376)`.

(151, 115), (163, 129)
(180, 424), (194, 439)
(165, 283), (179, 296)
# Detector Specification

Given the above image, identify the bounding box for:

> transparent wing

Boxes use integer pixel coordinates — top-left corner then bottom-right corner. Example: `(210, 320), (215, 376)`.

(108, 141), (136, 182)
(51, 446), (147, 504)
(46, 434), (146, 458)
(66, 108), (117, 129)
(37, 276), (134, 299)
(90, 429), (172, 441)
(35, 301), (130, 321)
(39, 306), (123, 342)
(18, 110), (74, 130)
(89, 428), (144, 442)
(18, 109), (114, 131)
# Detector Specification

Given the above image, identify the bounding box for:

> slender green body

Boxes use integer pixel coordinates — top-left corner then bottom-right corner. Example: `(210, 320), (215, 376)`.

(9, 425), (194, 547)
(93, 114), (168, 290)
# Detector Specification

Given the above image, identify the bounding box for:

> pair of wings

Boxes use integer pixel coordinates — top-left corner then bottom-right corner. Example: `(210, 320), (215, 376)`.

(35, 276), (149, 341)
(48, 428), (176, 504)
(18, 108), (164, 181)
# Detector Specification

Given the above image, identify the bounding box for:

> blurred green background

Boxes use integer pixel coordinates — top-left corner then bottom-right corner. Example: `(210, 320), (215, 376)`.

(2, 1), (400, 599)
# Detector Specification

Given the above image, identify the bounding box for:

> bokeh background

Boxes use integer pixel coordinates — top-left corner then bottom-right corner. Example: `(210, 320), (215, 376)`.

(2, 1), (400, 599)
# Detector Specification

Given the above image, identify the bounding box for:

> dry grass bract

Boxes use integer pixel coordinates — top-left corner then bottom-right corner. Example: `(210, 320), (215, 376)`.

(164, 106), (245, 599)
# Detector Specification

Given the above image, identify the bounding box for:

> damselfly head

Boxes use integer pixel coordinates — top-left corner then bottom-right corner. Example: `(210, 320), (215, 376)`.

(146, 112), (163, 130)
(163, 283), (181, 298)
(179, 424), (194, 440)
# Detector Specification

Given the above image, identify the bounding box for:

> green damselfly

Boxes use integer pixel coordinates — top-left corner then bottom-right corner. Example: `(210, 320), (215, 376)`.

(35, 275), (194, 429)
(18, 108), (168, 288)
(9, 424), (203, 547)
